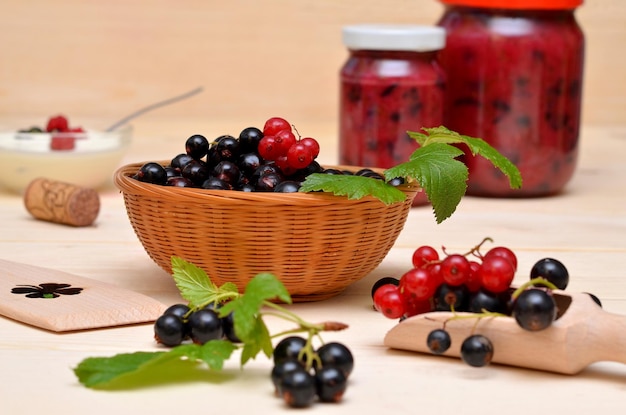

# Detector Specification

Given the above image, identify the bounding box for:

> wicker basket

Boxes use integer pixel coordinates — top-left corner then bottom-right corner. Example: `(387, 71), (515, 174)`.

(114, 162), (419, 302)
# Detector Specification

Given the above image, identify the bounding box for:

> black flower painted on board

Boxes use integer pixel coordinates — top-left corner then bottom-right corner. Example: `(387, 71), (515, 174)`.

(11, 283), (83, 299)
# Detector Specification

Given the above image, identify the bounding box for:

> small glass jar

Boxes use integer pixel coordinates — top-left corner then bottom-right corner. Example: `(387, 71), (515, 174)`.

(339, 25), (446, 206)
(437, 0), (585, 197)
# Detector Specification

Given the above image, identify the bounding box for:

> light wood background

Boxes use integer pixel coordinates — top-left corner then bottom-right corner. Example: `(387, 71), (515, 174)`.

(1, 0), (624, 133)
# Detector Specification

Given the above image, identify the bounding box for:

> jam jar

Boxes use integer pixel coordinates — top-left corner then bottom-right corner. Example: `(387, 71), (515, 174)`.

(339, 24), (446, 206)
(437, 0), (585, 197)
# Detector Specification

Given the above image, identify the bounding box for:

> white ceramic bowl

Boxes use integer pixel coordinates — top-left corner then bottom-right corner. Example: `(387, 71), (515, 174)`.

(0, 125), (132, 193)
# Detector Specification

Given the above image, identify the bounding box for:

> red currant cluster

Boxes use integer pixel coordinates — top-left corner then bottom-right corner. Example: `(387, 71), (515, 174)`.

(372, 238), (520, 320)
(19, 114), (85, 151)
(258, 117), (321, 175)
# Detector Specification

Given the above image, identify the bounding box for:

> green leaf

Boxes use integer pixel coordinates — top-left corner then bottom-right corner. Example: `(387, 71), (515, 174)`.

(458, 135), (523, 189)
(171, 257), (239, 308)
(220, 273), (291, 345)
(74, 351), (172, 388)
(409, 126), (523, 189)
(299, 174), (407, 205)
(239, 315), (274, 365)
(385, 143), (468, 223)
(73, 341), (238, 389)
(171, 256), (217, 308)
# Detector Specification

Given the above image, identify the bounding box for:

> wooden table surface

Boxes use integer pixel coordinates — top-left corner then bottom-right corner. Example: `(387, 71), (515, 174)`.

(1, 121), (626, 414)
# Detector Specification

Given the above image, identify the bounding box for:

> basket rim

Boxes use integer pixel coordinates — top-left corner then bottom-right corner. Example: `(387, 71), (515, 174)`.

(114, 161), (420, 205)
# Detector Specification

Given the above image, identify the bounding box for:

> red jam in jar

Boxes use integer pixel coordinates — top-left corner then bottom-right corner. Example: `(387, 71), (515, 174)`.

(437, 0), (585, 197)
(339, 25), (446, 206)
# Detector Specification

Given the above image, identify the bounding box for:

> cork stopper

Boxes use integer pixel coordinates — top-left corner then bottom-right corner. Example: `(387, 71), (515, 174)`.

(23, 178), (100, 227)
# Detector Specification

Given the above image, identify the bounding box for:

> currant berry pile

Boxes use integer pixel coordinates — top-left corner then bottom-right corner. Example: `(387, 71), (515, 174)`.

(372, 238), (596, 368)
(131, 116), (390, 192)
(272, 336), (353, 408)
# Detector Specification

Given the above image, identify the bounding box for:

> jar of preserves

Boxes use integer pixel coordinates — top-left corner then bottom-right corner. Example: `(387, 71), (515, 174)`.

(339, 24), (446, 206)
(437, 0), (585, 197)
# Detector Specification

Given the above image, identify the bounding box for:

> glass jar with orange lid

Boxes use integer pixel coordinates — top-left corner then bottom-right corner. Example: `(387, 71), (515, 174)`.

(437, 0), (585, 197)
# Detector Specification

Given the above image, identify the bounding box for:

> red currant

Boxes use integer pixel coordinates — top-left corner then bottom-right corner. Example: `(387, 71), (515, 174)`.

(483, 246), (518, 271)
(465, 260), (483, 293)
(300, 137), (320, 159)
(46, 115), (69, 132)
(263, 117), (291, 137)
(273, 129), (297, 156)
(404, 296), (433, 317)
(399, 267), (439, 301)
(274, 155), (297, 176)
(258, 135), (282, 161)
(286, 142), (314, 170)
(411, 245), (439, 268)
(373, 285), (406, 319)
(479, 255), (515, 293)
(372, 283), (399, 311)
(440, 254), (470, 286)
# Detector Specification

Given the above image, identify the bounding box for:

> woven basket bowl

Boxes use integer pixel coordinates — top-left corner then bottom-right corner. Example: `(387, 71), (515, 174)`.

(114, 161), (419, 302)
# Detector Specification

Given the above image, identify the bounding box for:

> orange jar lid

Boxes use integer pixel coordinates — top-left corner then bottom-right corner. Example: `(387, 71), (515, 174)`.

(439, 0), (582, 9)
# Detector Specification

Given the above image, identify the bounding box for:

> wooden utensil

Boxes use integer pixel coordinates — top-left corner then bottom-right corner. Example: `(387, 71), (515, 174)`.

(384, 291), (626, 374)
(0, 258), (167, 332)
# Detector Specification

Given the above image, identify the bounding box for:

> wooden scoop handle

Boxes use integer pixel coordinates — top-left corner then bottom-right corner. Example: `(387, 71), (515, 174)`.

(384, 291), (626, 375)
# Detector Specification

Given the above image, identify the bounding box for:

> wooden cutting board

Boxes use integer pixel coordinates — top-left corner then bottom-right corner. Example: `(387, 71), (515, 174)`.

(0, 258), (167, 332)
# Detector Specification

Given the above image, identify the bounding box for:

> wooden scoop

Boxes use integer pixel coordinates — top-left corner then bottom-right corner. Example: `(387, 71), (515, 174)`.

(0, 258), (167, 332)
(384, 291), (626, 375)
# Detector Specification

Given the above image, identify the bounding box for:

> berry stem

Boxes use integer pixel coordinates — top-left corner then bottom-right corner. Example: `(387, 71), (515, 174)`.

(511, 278), (559, 299)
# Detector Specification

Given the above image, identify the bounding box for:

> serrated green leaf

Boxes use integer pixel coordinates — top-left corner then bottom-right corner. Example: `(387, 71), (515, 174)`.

(171, 257), (217, 308)
(408, 126), (523, 189)
(299, 174), (406, 205)
(458, 135), (523, 189)
(385, 143), (468, 223)
(240, 315), (273, 365)
(220, 273), (291, 343)
(196, 340), (238, 370)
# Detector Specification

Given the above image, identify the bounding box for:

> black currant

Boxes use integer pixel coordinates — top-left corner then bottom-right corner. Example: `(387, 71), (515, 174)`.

(136, 162), (168, 185)
(271, 358), (305, 396)
(513, 288), (556, 331)
(215, 135), (240, 161)
(188, 308), (223, 344)
(238, 126), (264, 153)
(426, 329), (451, 355)
(181, 159), (210, 185)
(212, 160), (241, 185)
(255, 172), (283, 192)
(434, 283), (469, 312)
(274, 181), (301, 193)
(201, 177), (232, 190)
(237, 152), (263, 177)
(171, 153), (195, 171)
(167, 176), (194, 187)
(387, 177), (405, 186)
(460, 334), (494, 367)
(163, 303), (190, 319)
(154, 314), (185, 347)
(221, 311), (241, 343)
(468, 289), (510, 314)
(316, 342), (354, 378)
(185, 134), (210, 159)
(280, 367), (316, 408)
(273, 336), (307, 364)
(315, 365), (348, 403)
(530, 258), (569, 290)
